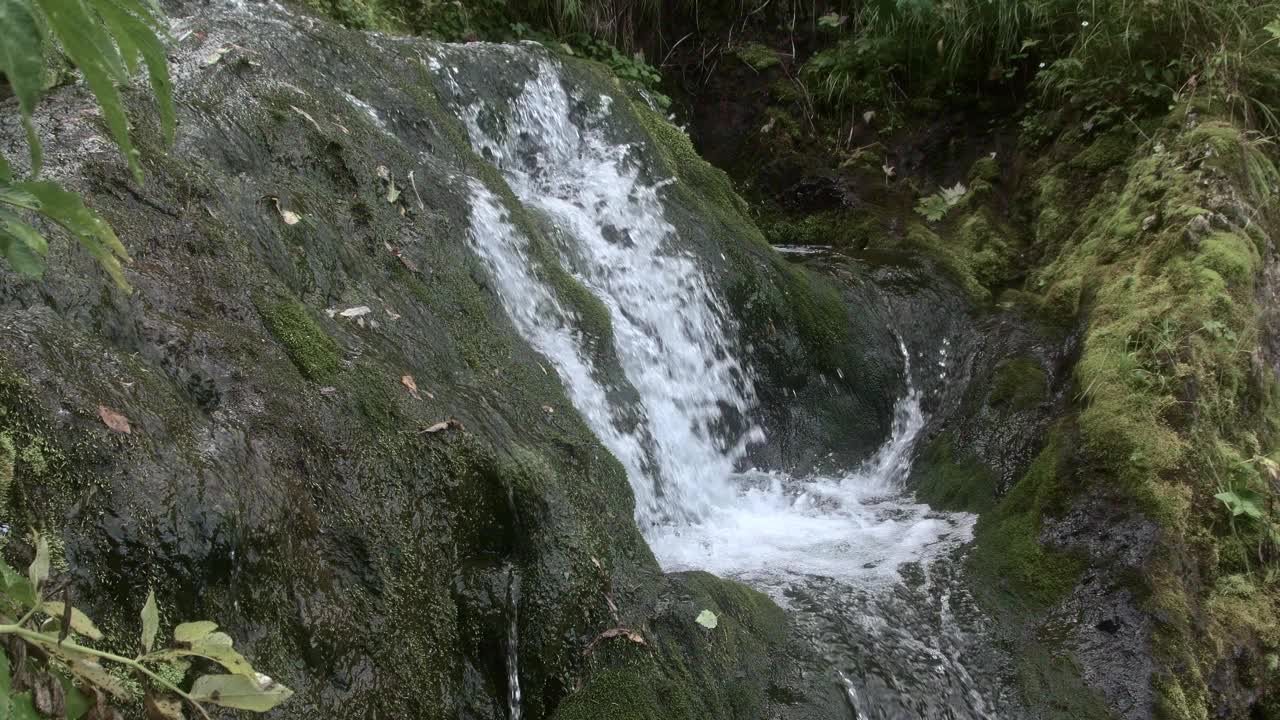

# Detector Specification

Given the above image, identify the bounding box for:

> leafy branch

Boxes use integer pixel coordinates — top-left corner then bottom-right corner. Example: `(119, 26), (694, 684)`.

(1, 532), (291, 719)
(0, 0), (176, 289)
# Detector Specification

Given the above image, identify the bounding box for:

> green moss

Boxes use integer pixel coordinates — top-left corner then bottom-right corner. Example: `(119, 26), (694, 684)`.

(912, 433), (998, 513)
(734, 42), (780, 70)
(1193, 230), (1260, 287)
(970, 428), (1083, 610)
(969, 156), (1000, 183)
(554, 572), (789, 720)
(758, 209), (874, 249)
(903, 222), (990, 303)
(1068, 131), (1135, 174)
(989, 356), (1049, 411)
(256, 294), (340, 382)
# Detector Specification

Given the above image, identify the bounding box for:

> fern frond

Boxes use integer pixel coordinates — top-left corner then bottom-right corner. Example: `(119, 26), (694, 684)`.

(0, 0), (49, 173)
(94, 0), (175, 143)
(20, 181), (131, 287)
(0, 208), (50, 277)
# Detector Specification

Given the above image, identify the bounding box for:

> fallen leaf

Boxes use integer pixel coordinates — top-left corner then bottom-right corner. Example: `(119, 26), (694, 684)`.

(591, 556), (601, 569)
(401, 375), (421, 400)
(386, 183), (401, 204)
(376, 165), (390, 180)
(541, 405), (554, 414)
(98, 406), (131, 434)
(385, 307), (401, 321)
(289, 105), (323, 133)
(270, 197), (301, 225)
(408, 170), (424, 208)
(202, 47), (231, 66)
(422, 418), (463, 434)
(338, 306), (372, 318)
(584, 627), (646, 656)
(695, 609), (718, 630)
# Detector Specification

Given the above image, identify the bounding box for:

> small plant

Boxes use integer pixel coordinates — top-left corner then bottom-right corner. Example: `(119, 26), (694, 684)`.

(914, 182), (967, 222)
(1, 532), (291, 718)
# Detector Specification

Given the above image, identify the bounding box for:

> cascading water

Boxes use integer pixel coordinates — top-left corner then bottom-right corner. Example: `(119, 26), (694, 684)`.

(455, 55), (760, 525)
(438, 46), (1015, 719)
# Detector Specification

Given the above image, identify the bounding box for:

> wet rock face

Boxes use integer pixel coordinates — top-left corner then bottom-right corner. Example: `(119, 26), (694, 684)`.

(0, 3), (848, 718)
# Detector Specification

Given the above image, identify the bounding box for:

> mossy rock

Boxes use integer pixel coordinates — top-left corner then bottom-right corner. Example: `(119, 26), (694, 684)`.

(735, 42), (781, 71)
(989, 356), (1049, 412)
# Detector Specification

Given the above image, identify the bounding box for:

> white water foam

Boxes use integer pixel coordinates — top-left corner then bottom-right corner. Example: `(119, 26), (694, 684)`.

(649, 343), (974, 586)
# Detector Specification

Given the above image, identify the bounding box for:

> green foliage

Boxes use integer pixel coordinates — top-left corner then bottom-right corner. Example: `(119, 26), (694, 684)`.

(790, 0), (1280, 138)
(1, 531), (292, 718)
(0, 0), (175, 286)
(914, 182), (967, 222)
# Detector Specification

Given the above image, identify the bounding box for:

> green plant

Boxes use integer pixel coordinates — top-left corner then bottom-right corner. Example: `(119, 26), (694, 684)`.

(1, 532), (292, 718)
(0, 0), (175, 288)
(914, 182), (967, 221)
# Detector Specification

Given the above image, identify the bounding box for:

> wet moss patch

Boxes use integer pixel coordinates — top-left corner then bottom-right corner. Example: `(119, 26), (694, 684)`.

(912, 433), (998, 513)
(256, 294), (341, 382)
(989, 356), (1049, 411)
(969, 427), (1082, 611)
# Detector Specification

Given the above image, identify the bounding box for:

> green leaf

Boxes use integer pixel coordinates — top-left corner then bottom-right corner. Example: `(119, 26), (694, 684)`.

(67, 659), (132, 699)
(8, 690), (40, 720)
(173, 620), (218, 644)
(695, 609), (718, 629)
(28, 533), (50, 592)
(1216, 489), (1266, 519)
(34, 0), (141, 181)
(1265, 19), (1280, 41)
(0, 0), (48, 171)
(42, 601), (105, 641)
(94, 0), (175, 144)
(189, 673), (293, 711)
(15, 180), (131, 290)
(152, 631), (254, 675)
(0, 208), (50, 278)
(0, 185), (42, 211)
(141, 589), (159, 652)
(57, 672), (93, 720)
(0, 559), (37, 607)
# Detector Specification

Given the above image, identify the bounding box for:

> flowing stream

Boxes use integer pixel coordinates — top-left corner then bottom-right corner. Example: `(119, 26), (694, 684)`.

(438, 47), (1013, 719)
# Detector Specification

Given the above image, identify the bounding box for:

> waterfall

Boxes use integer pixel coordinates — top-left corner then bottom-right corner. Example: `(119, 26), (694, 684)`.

(454, 55), (760, 527)
(442, 49), (970, 579)
(435, 46), (1009, 719)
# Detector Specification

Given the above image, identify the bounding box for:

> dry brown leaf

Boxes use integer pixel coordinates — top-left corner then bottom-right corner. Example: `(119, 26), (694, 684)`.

(584, 626), (646, 656)
(422, 418), (463, 434)
(97, 406), (131, 434)
(144, 691), (185, 720)
(401, 375), (421, 400)
(270, 197), (301, 225)
(289, 106), (323, 133)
